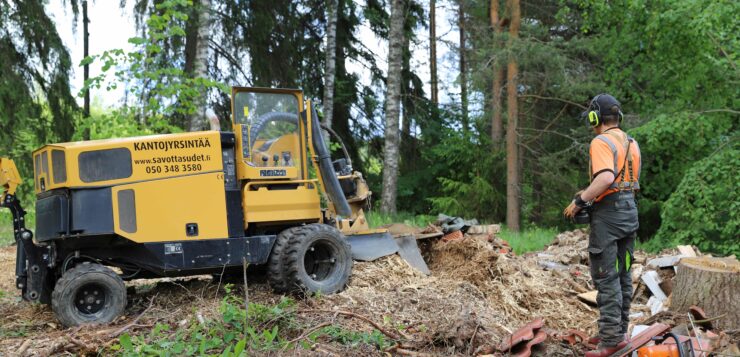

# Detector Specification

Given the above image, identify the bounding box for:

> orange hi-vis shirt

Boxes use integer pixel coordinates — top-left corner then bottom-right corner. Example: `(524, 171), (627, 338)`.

(589, 128), (642, 202)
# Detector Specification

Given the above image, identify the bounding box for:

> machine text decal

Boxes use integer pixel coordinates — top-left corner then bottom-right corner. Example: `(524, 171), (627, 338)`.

(133, 138), (211, 152)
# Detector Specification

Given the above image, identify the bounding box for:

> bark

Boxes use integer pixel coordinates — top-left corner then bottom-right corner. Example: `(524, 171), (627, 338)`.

(429, 0), (438, 105)
(186, 0), (211, 132)
(322, 0), (338, 131)
(490, 0), (503, 143)
(458, 1), (468, 132)
(505, 0), (520, 231)
(82, 0), (90, 118)
(380, 0), (405, 215)
(671, 257), (740, 330)
(82, 0), (90, 140)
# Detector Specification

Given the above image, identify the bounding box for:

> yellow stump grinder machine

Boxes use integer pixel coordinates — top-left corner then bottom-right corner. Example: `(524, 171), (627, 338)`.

(0, 87), (422, 326)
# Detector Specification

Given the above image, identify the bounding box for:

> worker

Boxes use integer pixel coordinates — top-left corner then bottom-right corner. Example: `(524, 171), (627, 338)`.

(564, 94), (642, 357)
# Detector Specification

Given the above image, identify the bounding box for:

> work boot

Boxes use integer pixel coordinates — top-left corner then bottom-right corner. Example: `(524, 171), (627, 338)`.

(584, 340), (628, 357)
(587, 333), (630, 346)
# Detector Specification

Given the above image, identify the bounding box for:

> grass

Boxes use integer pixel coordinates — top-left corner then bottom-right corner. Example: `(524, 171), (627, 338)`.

(498, 226), (559, 255)
(366, 211), (435, 229)
(0, 209), (34, 247)
(367, 211), (559, 255)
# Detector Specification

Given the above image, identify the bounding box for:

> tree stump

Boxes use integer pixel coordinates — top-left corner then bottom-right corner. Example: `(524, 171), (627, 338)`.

(670, 256), (740, 330)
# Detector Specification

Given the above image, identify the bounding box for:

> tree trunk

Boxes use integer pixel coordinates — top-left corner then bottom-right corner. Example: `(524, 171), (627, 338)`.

(380, 0), (405, 215)
(322, 0), (338, 132)
(505, 0), (520, 231)
(429, 0), (438, 105)
(82, 0), (90, 140)
(458, 1), (468, 133)
(186, 0), (211, 132)
(490, 0), (503, 144)
(671, 257), (740, 330)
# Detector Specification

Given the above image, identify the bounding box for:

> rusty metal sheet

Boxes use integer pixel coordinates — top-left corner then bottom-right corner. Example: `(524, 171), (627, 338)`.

(497, 317), (545, 352)
(511, 330), (547, 357)
(614, 323), (671, 357)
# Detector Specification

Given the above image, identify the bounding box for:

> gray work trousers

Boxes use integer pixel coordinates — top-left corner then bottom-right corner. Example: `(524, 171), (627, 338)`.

(588, 191), (638, 347)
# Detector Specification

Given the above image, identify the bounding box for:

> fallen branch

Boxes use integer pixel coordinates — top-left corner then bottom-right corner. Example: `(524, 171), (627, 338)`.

(17, 339), (32, 356)
(692, 313), (728, 324)
(109, 295), (156, 338)
(299, 309), (407, 340)
(285, 321), (333, 346)
(393, 347), (435, 357)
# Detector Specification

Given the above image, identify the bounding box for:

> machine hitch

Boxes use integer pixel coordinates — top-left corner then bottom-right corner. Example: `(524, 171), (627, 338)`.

(1, 158), (52, 303)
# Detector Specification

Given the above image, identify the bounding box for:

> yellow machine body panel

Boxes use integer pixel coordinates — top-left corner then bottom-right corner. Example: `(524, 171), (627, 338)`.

(111, 172), (229, 243)
(32, 131), (224, 194)
(243, 182), (322, 224)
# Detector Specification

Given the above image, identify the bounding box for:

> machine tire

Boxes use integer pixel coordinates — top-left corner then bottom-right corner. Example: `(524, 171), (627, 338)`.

(282, 224), (352, 295)
(51, 262), (127, 327)
(267, 226), (303, 293)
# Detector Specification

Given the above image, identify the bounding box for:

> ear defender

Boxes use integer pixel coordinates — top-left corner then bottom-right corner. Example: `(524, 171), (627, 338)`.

(588, 110), (600, 127)
(588, 94), (602, 127)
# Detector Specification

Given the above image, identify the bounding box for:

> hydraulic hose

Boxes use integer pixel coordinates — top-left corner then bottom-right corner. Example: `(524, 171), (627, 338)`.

(310, 107), (352, 217)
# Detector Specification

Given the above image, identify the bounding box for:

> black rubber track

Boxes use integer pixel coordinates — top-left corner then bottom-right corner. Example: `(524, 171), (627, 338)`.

(51, 262), (127, 327)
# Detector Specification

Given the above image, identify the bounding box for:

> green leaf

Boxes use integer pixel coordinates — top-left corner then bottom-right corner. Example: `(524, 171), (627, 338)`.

(120, 333), (134, 351)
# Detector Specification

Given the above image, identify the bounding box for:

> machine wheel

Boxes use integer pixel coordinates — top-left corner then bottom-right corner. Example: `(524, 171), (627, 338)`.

(51, 262), (127, 327)
(267, 226), (303, 293)
(280, 224), (352, 294)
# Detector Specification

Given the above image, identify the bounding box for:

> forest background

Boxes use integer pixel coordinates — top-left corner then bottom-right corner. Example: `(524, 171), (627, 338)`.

(1, 0), (737, 255)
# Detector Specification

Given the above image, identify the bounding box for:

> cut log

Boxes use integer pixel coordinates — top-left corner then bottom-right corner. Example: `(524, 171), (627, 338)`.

(670, 257), (740, 330)
(676, 245), (697, 258)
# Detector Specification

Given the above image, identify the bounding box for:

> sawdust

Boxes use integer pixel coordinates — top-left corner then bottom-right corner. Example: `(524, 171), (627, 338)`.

(0, 230), (602, 355)
(324, 231), (599, 353)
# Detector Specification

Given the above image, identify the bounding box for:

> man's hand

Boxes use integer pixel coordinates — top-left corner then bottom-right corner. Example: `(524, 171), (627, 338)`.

(564, 190), (586, 219)
(563, 200), (582, 219)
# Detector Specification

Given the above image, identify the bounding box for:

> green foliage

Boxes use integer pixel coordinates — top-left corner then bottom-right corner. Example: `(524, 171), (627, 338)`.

(631, 112), (735, 202)
(111, 286), (394, 355)
(315, 325), (389, 349)
(630, 112), (735, 238)
(574, 0), (739, 113)
(649, 143), (739, 256)
(82, 0), (227, 128)
(425, 127), (506, 223)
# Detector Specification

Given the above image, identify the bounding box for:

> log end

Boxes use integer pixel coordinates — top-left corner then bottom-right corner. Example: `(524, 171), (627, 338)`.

(679, 256), (740, 273)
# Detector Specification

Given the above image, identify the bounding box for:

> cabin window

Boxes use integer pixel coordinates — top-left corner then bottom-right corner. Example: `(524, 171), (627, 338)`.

(79, 148), (132, 182)
(52, 150), (67, 184)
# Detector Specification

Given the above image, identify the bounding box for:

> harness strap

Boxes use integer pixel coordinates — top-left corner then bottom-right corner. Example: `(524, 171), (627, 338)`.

(599, 130), (639, 191)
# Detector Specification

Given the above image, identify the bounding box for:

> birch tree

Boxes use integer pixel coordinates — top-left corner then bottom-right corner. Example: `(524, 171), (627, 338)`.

(380, 0), (406, 214)
(186, 0), (212, 131)
(322, 0), (338, 131)
(505, 0), (520, 231)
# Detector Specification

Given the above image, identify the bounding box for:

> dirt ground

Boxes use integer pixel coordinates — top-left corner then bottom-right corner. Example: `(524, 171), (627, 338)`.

(0, 231), (607, 356)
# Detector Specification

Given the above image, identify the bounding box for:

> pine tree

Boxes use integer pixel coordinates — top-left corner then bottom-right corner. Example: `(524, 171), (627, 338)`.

(505, 0), (520, 231)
